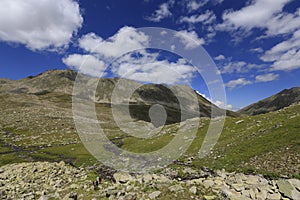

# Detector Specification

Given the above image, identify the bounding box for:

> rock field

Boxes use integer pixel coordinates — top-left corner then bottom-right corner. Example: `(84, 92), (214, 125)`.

(0, 161), (299, 199)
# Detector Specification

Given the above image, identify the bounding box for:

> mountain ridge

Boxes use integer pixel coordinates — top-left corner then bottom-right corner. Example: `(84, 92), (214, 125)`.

(239, 87), (300, 116)
(0, 69), (238, 125)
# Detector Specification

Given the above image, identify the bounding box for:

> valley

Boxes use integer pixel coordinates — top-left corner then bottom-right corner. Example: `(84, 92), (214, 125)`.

(0, 70), (299, 199)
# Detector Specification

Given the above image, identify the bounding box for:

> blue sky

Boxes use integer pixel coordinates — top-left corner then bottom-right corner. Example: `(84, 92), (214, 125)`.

(0, 0), (300, 110)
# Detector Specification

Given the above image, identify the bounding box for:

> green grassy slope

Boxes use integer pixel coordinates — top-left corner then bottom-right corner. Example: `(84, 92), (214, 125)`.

(121, 103), (300, 178)
(0, 89), (299, 178)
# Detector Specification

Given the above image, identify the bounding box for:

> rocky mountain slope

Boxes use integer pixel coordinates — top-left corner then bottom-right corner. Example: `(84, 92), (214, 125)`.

(239, 87), (300, 115)
(0, 69), (237, 125)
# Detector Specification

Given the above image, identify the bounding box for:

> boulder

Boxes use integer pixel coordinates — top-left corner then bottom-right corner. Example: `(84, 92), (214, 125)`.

(148, 191), (161, 199)
(113, 172), (133, 184)
(189, 186), (197, 194)
(267, 193), (281, 200)
(168, 184), (183, 192)
(277, 179), (294, 199)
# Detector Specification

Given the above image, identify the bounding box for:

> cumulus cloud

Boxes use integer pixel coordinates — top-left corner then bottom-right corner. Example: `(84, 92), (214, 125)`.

(216, 0), (300, 55)
(216, 0), (300, 73)
(63, 26), (198, 84)
(226, 73), (279, 89)
(271, 50), (300, 71)
(266, 8), (300, 36)
(217, 59), (265, 74)
(261, 29), (300, 71)
(180, 10), (216, 25)
(262, 30), (300, 60)
(111, 50), (196, 84)
(219, 0), (291, 32)
(62, 54), (106, 77)
(179, 10), (217, 41)
(79, 27), (149, 59)
(0, 0), (83, 51)
(255, 73), (279, 82)
(146, 1), (174, 22)
(214, 54), (225, 61)
(257, 7), (300, 72)
(226, 78), (252, 89)
(175, 30), (205, 49)
(186, 0), (209, 12)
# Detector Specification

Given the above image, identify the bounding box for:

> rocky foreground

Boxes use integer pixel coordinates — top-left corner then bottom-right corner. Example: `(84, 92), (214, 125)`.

(0, 162), (299, 200)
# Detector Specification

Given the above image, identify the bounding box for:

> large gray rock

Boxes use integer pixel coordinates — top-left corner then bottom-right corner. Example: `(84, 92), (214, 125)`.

(142, 174), (153, 183)
(277, 179), (294, 199)
(267, 193), (281, 200)
(203, 179), (214, 189)
(148, 191), (161, 199)
(113, 172), (133, 184)
(203, 195), (217, 200)
(168, 184), (184, 192)
(189, 186), (197, 194)
(231, 183), (244, 192)
(288, 179), (300, 199)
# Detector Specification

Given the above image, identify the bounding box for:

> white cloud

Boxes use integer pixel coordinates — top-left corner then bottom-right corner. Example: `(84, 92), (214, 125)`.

(222, 61), (246, 74)
(218, 59), (264, 74)
(226, 73), (279, 89)
(261, 29), (300, 71)
(216, 0), (300, 49)
(214, 100), (233, 110)
(179, 10), (217, 41)
(64, 26), (199, 84)
(255, 73), (279, 82)
(160, 30), (168, 35)
(146, 1), (174, 22)
(186, 0), (209, 12)
(62, 54), (106, 77)
(175, 30), (205, 49)
(250, 47), (264, 53)
(214, 54), (225, 61)
(266, 8), (300, 36)
(171, 44), (176, 51)
(226, 78), (252, 89)
(271, 49), (300, 71)
(79, 27), (149, 59)
(220, 0), (291, 31)
(262, 30), (300, 60)
(0, 0), (83, 51)
(180, 10), (216, 25)
(111, 50), (196, 84)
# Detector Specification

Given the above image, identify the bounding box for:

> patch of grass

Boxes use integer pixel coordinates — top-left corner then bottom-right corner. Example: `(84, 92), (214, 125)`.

(121, 134), (175, 153)
(39, 143), (97, 167)
(0, 153), (27, 166)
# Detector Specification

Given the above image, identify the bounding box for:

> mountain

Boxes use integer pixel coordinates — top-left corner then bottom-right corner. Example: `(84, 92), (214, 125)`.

(0, 69), (237, 125)
(239, 87), (300, 116)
